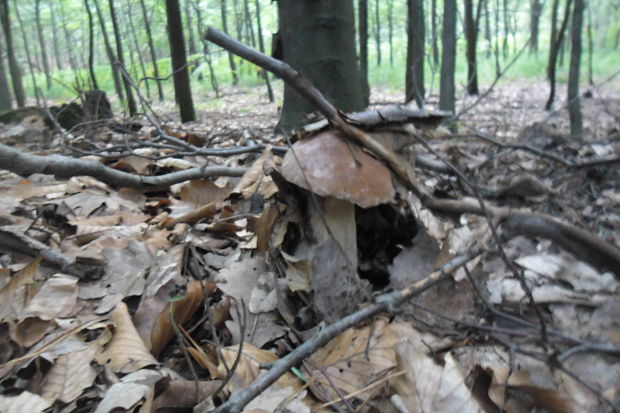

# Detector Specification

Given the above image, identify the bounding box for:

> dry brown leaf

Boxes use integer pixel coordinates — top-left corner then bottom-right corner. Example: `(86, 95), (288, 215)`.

(151, 279), (214, 356)
(178, 178), (230, 206)
(307, 317), (399, 403)
(41, 341), (99, 403)
(253, 202), (280, 252)
(507, 370), (580, 413)
(10, 316), (51, 347)
(0, 391), (51, 412)
(162, 202), (217, 229)
(0, 258), (42, 321)
(96, 302), (158, 373)
(233, 147), (273, 199)
(25, 274), (78, 320)
(153, 378), (221, 411)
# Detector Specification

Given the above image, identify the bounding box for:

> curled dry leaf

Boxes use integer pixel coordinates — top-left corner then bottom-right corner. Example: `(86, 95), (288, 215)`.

(96, 301), (158, 373)
(0, 391), (51, 413)
(151, 279), (215, 356)
(0, 258), (42, 322)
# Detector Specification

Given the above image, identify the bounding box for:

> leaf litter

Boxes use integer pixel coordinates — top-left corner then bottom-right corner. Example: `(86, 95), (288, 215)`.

(0, 80), (618, 412)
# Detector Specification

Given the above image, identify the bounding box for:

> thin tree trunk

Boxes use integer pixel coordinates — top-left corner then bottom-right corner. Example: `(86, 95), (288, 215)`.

(184, 0), (197, 55)
(586, 2), (593, 85)
(253, 0), (273, 102)
(58, 1), (78, 72)
(545, 0), (573, 110)
(94, 0), (124, 101)
(84, 0), (99, 90)
(359, 0), (370, 107)
(439, 0), (456, 112)
(109, 0), (137, 115)
(243, 0), (256, 48)
(406, 0), (425, 107)
(568, 0), (584, 140)
(13, 1), (40, 106)
(431, 0), (439, 65)
(34, 0), (52, 89)
(127, 0), (151, 98)
(0, 0), (25, 107)
(166, 0), (196, 122)
(530, 0), (542, 52)
(502, 0), (509, 56)
(220, 0), (239, 85)
(49, 4), (62, 70)
(464, 0), (482, 95)
(139, 0), (164, 101)
(494, 0), (501, 73)
(0, 34), (13, 111)
(484, 0), (492, 57)
(374, 0), (381, 65)
(192, 0), (220, 97)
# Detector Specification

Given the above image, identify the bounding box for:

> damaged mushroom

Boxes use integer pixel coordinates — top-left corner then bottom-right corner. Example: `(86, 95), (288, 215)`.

(279, 130), (397, 322)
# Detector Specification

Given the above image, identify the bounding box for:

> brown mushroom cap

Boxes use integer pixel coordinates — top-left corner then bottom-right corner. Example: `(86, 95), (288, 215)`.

(280, 131), (395, 208)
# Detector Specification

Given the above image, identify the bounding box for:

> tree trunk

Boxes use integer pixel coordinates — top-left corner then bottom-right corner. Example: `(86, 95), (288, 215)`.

(192, 0), (220, 97)
(568, 0), (584, 140)
(388, 0), (394, 66)
(254, 0), (273, 102)
(530, 0), (542, 52)
(220, 0), (239, 85)
(545, 0), (573, 110)
(49, 4), (62, 70)
(431, 0), (439, 65)
(359, 0), (370, 107)
(464, 0), (482, 95)
(374, 0), (381, 66)
(84, 0), (99, 90)
(0, 34), (12, 111)
(139, 0), (164, 101)
(586, 2), (593, 85)
(243, 0), (256, 48)
(0, 0), (25, 107)
(14, 1), (40, 106)
(439, 0), (456, 112)
(276, 0), (364, 132)
(484, 0), (492, 57)
(127, 0), (150, 99)
(184, 0), (197, 55)
(166, 0), (196, 123)
(502, 0), (509, 56)
(109, 0), (137, 115)
(94, 0), (125, 102)
(34, 0), (52, 89)
(406, 0), (425, 108)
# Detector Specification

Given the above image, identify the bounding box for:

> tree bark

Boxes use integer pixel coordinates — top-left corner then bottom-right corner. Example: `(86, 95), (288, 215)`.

(184, 0), (197, 55)
(166, 0), (196, 123)
(439, 0), (457, 112)
(109, 0), (137, 116)
(406, 0), (425, 108)
(387, 0), (394, 66)
(127, 0), (151, 99)
(545, 0), (573, 110)
(530, 0), (542, 52)
(94, 0), (124, 102)
(84, 0), (99, 90)
(242, 0), (256, 48)
(0, 0), (25, 108)
(192, 0), (220, 97)
(374, 0), (381, 65)
(568, 0), (584, 140)
(276, 0), (364, 132)
(431, 0), (439, 65)
(14, 1), (40, 106)
(139, 0), (164, 101)
(359, 0), (370, 107)
(49, 3), (62, 70)
(34, 0), (52, 89)
(220, 0), (239, 85)
(464, 0), (482, 95)
(0, 34), (12, 111)
(254, 0), (273, 102)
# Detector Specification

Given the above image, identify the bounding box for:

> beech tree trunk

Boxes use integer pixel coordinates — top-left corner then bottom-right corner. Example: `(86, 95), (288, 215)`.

(388, 0), (394, 66)
(464, 0), (482, 95)
(127, 0), (150, 98)
(276, 0), (364, 132)
(94, 0), (124, 102)
(184, 0), (197, 55)
(568, 0), (584, 140)
(84, 0), (99, 90)
(439, 0), (456, 112)
(34, 0), (52, 89)
(431, 0), (439, 65)
(254, 0), (273, 102)
(545, 0), (573, 110)
(49, 3), (62, 70)
(166, 0), (196, 123)
(0, 0), (25, 108)
(359, 0), (370, 107)
(374, 0), (381, 66)
(14, 1), (40, 106)
(406, 0), (425, 108)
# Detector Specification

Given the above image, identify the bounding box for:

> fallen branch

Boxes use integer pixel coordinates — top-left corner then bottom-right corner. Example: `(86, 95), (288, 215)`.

(0, 143), (246, 189)
(211, 248), (483, 413)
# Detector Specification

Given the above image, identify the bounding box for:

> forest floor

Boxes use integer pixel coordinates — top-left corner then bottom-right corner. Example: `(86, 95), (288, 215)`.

(0, 77), (619, 412)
